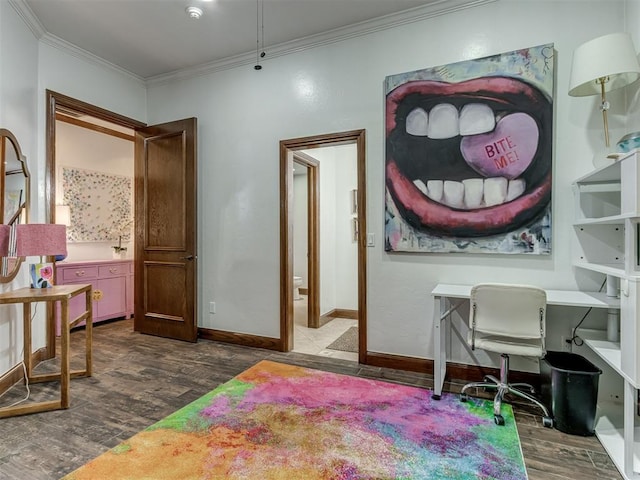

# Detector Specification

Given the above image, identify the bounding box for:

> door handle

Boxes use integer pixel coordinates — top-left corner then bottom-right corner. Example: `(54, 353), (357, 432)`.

(180, 255), (194, 260)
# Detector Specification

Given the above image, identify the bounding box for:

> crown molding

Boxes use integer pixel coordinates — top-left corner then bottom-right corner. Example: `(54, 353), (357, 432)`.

(9, 0), (145, 86)
(10, 0), (497, 88)
(39, 33), (146, 86)
(8, 0), (46, 39)
(146, 0), (498, 86)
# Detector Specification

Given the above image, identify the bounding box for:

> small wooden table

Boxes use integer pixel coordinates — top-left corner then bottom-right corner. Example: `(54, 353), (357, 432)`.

(0, 284), (92, 418)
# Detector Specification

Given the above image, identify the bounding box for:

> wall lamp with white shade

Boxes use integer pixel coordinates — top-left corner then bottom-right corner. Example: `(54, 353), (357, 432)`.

(569, 32), (640, 148)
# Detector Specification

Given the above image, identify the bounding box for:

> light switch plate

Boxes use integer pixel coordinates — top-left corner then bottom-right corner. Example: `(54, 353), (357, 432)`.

(367, 233), (375, 247)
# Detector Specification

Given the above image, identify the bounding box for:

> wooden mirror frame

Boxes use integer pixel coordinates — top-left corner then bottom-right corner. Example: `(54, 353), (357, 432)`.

(0, 128), (30, 283)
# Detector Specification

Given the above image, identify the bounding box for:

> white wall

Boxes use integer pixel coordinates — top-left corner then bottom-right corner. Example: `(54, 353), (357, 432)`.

(293, 145), (358, 312)
(293, 167), (308, 287)
(315, 147), (338, 315)
(55, 121), (134, 261)
(0, 1), (39, 375)
(148, 0), (628, 370)
(0, 4), (147, 379)
(626, 0), (640, 133)
(1, 0), (634, 379)
(302, 145), (358, 314)
(332, 144), (358, 311)
(36, 42), (146, 219)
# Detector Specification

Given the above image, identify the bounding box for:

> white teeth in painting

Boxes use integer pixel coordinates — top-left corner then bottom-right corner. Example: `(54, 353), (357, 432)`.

(406, 103), (498, 138)
(413, 179), (428, 195)
(484, 177), (508, 207)
(443, 180), (464, 208)
(462, 178), (483, 209)
(459, 103), (496, 136)
(427, 180), (443, 202)
(406, 108), (429, 136)
(506, 178), (526, 201)
(414, 176), (526, 209)
(427, 104), (459, 139)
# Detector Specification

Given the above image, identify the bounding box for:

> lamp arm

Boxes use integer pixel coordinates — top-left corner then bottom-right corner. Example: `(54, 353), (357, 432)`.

(597, 76), (611, 147)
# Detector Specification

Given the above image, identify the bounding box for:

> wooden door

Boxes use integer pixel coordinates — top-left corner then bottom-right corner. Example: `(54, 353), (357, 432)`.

(134, 118), (197, 342)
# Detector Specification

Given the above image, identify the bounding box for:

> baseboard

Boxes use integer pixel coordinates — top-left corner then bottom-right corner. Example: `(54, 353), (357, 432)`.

(364, 351), (540, 387)
(198, 328), (283, 351)
(0, 347), (49, 397)
(364, 351), (433, 373)
(318, 313), (334, 327)
(332, 309), (358, 319)
(319, 308), (358, 326)
(196, 330), (539, 388)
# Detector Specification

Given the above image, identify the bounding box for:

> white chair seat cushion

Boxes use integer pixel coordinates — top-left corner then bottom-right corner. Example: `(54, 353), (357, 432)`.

(468, 332), (544, 357)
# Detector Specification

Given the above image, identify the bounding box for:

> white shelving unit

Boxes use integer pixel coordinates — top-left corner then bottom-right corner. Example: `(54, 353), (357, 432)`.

(573, 150), (640, 480)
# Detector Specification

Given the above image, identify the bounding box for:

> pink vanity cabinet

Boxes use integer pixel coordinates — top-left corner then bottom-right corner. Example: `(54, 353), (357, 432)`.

(55, 259), (134, 335)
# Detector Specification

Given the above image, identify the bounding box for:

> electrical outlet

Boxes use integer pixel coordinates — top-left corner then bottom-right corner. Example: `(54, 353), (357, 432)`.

(561, 335), (572, 352)
(209, 302), (216, 314)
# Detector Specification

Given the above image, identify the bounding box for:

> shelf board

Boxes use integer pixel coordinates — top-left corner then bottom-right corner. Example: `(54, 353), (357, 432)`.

(574, 161), (622, 185)
(575, 182), (621, 193)
(583, 338), (622, 377)
(574, 262), (625, 277)
(546, 291), (620, 308)
(574, 214), (638, 226)
(594, 411), (640, 479)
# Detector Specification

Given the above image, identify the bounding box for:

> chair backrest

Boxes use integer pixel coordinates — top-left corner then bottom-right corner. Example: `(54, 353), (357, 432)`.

(469, 283), (546, 339)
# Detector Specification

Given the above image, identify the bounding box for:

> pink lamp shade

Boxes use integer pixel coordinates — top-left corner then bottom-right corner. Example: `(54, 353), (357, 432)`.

(15, 224), (67, 258)
(0, 224), (10, 257)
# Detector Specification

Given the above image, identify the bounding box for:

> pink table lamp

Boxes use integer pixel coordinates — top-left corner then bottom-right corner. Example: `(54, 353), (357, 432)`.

(16, 224), (67, 288)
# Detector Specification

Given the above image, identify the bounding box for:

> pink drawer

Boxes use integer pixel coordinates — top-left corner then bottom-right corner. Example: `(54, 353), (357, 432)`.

(61, 266), (98, 281)
(99, 263), (127, 278)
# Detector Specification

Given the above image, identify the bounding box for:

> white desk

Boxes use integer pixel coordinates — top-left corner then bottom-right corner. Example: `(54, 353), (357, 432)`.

(431, 283), (620, 399)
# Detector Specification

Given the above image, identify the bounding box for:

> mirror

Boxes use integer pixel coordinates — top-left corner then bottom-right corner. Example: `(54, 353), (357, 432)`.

(0, 128), (29, 282)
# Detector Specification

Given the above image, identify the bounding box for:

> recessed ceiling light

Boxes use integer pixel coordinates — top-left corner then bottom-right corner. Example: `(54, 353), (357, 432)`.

(186, 6), (203, 19)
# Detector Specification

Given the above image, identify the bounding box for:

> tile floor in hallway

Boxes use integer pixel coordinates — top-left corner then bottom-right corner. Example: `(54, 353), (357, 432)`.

(292, 295), (358, 362)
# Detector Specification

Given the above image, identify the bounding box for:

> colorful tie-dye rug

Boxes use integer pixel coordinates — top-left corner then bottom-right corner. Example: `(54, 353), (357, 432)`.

(62, 360), (527, 480)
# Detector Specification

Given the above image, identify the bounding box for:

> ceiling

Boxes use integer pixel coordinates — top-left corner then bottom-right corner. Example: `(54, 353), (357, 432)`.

(20, 0), (451, 80)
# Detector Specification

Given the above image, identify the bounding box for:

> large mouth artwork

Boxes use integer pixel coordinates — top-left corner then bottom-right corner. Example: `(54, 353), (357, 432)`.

(386, 76), (552, 238)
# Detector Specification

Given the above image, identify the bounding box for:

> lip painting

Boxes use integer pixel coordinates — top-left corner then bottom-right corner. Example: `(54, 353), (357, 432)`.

(384, 44), (554, 254)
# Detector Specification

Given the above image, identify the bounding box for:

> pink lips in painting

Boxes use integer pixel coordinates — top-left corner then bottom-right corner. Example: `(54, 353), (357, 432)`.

(385, 77), (552, 238)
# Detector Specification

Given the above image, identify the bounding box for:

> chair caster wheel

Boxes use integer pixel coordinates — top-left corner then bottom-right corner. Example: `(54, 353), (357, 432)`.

(460, 393), (468, 402)
(542, 416), (554, 428)
(494, 414), (505, 426)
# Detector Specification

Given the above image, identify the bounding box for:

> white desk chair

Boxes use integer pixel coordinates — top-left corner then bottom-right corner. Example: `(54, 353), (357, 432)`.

(460, 283), (553, 428)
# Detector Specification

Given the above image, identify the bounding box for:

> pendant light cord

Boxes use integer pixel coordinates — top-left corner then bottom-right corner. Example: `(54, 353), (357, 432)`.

(254, 0), (264, 70)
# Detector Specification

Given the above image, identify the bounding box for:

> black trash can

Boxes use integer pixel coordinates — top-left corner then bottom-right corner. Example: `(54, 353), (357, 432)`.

(540, 351), (602, 436)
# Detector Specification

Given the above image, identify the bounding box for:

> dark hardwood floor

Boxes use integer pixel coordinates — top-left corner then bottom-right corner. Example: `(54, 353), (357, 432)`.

(0, 319), (621, 479)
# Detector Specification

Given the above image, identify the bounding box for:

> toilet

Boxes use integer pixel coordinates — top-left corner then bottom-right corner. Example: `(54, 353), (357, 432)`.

(293, 276), (303, 300)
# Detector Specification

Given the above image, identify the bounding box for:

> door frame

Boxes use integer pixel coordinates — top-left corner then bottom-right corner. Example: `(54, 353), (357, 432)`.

(45, 90), (146, 223)
(44, 90), (146, 354)
(279, 129), (367, 363)
(291, 152), (320, 329)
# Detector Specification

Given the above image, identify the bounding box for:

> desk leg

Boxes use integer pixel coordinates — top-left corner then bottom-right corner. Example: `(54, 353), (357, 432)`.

(23, 302), (32, 380)
(432, 295), (447, 400)
(60, 299), (70, 409)
(85, 289), (92, 377)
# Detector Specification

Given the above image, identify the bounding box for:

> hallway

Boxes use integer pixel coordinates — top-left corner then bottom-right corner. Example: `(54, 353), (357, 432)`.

(292, 295), (358, 362)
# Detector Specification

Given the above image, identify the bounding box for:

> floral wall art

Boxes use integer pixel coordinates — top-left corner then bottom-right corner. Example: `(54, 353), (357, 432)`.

(384, 44), (554, 254)
(62, 166), (133, 243)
